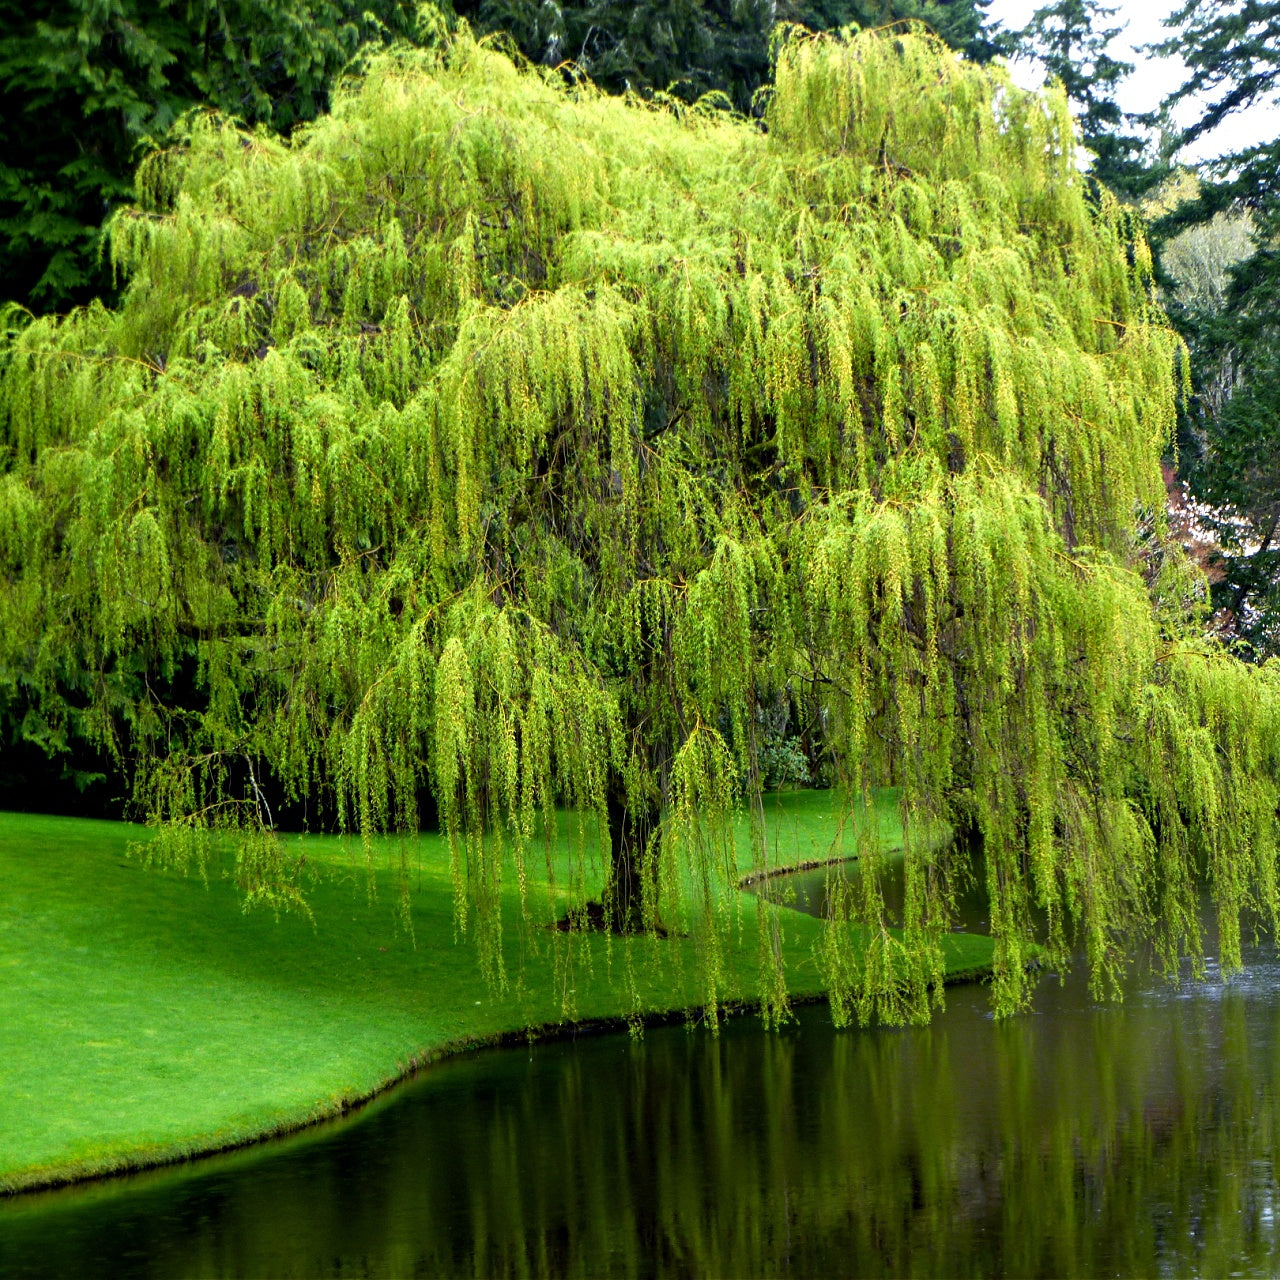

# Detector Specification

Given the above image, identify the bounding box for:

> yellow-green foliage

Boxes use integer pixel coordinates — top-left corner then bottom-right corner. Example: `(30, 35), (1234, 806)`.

(2, 22), (1276, 1020)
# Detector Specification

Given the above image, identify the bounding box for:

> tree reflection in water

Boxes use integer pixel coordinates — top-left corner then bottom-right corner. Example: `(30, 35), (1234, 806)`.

(4, 940), (1280, 1278)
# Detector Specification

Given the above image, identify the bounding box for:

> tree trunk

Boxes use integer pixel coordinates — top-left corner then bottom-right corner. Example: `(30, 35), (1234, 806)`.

(605, 774), (660, 933)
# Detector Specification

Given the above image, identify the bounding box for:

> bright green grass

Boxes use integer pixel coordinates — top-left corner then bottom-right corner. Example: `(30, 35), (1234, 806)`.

(0, 791), (992, 1193)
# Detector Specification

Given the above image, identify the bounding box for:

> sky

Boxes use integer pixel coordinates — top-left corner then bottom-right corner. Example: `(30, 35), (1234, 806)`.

(983, 0), (1280, 164)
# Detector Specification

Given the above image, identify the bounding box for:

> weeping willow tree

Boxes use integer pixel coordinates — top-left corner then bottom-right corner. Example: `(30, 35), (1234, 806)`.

(4, 18), (1280, 1024)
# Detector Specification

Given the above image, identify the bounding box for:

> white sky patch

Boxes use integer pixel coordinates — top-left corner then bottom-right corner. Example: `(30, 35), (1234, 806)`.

(983, 0), (1280, 163)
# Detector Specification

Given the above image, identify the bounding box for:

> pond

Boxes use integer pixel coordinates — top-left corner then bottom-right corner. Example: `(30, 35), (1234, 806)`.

(3, 865), (1279, 1278)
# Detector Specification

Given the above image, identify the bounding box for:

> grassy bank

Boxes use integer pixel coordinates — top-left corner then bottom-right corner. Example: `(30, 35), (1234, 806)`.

(1, 791), (993, 1194)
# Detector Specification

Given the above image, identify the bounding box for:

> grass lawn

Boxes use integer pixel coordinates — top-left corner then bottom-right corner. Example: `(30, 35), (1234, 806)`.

(0, 790), (993, 1194)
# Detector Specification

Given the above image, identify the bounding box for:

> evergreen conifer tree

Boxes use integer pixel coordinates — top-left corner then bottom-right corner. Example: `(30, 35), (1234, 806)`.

(1152, 0), (1280, 652)
(1009, 0), (1156, 197)
(0, 0), (425, 312)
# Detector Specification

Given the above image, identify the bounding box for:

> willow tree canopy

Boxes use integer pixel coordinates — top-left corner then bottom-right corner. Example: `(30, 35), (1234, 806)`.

(3, 21), (1279, 1023)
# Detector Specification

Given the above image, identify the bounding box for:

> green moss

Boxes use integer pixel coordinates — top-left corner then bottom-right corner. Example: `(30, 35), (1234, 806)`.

(0, 796), (990, 1194)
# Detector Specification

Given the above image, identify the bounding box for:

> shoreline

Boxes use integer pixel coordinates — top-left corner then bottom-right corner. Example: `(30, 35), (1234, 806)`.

(1, 798), (990, 1200)
(737, 850), (882, 887)
(3, 962), (992, 1199)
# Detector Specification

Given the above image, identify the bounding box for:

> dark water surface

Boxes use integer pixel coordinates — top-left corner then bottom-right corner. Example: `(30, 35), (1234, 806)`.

(5, 871), (1280, 1278)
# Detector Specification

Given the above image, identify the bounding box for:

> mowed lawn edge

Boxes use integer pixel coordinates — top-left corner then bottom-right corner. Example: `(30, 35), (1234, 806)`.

(1, 792), (994, 1194)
